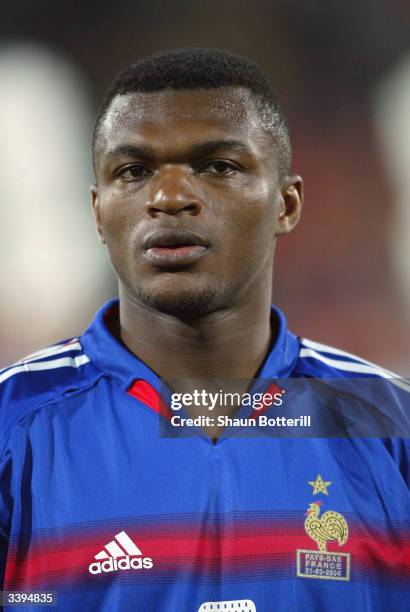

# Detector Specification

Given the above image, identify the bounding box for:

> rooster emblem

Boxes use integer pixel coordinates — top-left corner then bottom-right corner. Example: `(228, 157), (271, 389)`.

(304, 500), (349, 552)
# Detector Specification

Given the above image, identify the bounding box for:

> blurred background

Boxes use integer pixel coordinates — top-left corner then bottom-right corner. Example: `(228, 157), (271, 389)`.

(0, 0), (409, 374)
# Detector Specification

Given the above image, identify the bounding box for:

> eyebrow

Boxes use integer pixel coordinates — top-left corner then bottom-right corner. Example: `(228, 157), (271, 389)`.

(189, 140), (253, 158)
(105, 139), (254, 161)
(105, 144), (156, 160)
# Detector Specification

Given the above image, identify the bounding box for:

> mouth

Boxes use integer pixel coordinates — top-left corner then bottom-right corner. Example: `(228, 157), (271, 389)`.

(142, 229), (210, 269)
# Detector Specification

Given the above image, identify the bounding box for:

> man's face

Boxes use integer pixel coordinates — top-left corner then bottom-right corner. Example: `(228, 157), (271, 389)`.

(92, 87), (301, 317)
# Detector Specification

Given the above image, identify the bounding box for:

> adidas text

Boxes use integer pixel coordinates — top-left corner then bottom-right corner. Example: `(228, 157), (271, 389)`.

(89, 555), (154, 574)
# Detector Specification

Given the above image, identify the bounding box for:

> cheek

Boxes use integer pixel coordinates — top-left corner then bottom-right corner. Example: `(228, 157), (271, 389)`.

(99, 191), (135, 242)
(97, 195), (139, 276)
(222, 183), (277, 249)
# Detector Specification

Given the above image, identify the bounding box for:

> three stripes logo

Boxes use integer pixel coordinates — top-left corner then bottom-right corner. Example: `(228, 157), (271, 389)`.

(88, 530), (154, 574)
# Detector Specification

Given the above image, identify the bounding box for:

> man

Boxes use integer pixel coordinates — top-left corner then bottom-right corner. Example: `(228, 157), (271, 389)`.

(0, 48), (409, 611)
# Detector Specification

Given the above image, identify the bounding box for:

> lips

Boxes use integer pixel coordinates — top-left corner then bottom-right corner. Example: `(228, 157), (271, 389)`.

(142, 229), (210, 268)
(143, 229), (208, 250)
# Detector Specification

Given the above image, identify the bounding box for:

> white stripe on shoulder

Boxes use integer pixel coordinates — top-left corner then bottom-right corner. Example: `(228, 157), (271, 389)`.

(0, 354), (90, 385)
(1, 340), (83, 374)
(18, 339), (82, 364)
(301, 338), (400, 377)
(299, 347), (410, 392)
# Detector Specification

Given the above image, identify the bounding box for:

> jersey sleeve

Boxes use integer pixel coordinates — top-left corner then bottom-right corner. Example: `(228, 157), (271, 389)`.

(0, 445), (13, 588)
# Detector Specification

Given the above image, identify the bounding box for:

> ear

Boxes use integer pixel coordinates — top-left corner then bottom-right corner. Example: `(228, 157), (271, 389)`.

(276, 175), (303, 236)
(90, 185), (106, 244)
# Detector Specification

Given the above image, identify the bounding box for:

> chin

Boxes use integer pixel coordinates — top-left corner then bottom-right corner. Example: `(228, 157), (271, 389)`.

(134, 283), (225, 319)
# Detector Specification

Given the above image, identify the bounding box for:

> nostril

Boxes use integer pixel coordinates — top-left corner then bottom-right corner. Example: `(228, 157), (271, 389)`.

(183, 203), (200, 215)
(147, 202), (201, 217)
(148, 206), (169, 217)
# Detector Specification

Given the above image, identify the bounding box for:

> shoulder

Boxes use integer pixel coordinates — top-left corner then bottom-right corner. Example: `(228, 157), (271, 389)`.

(295, 336), (409, 388)
(0, 337), (101, 453)
(292, 336), (410, 441)
(293, 335), (410, 425)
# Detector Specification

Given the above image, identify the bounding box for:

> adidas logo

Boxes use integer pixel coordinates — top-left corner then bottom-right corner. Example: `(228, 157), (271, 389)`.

(88, 530), (154, 574)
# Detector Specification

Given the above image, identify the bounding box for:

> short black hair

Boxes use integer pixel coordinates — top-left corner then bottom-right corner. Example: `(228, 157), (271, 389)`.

(93, 47), (292, 177)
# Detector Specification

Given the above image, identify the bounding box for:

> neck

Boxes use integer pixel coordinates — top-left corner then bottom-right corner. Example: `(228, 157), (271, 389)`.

(118, 285), (275, 381)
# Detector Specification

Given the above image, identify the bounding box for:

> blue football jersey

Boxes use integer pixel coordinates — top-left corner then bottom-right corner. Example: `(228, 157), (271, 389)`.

(0, 300), (409, 611)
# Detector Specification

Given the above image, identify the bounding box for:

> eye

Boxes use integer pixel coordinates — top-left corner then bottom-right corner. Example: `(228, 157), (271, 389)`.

(201, 160), (239, 175)
(118, 164), (152, 181)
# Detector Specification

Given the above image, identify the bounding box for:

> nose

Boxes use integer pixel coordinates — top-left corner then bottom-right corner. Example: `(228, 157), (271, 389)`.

(146, 166), (202, 217)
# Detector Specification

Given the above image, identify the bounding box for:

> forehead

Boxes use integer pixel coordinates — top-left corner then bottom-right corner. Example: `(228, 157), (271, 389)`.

(97, 87), (273, 156)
